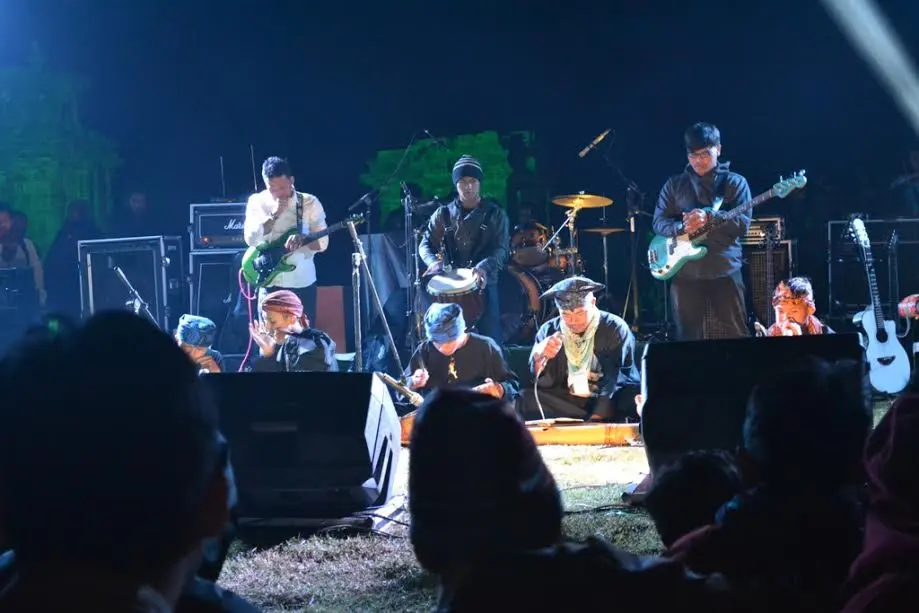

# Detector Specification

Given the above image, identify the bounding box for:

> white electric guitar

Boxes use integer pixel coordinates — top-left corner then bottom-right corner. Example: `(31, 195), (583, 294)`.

(849, 218), (910, 394)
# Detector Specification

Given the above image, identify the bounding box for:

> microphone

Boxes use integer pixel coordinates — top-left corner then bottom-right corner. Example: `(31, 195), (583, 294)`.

(424, 129), (450, 149)
(578, 128), (612, 158)
(348, 191), (375, 212)
(400, 181), (413, 200)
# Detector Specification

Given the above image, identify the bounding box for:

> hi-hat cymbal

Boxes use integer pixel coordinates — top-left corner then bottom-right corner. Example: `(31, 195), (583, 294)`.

(581, 227), (626, 236)
(552, 194), (613, 209)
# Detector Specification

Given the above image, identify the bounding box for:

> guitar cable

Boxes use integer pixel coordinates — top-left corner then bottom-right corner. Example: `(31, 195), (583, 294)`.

(237, 269), (258, 372)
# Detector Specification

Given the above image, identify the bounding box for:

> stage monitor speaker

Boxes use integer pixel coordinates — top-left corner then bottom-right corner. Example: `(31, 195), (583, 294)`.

(206, 372), (401, 520)
(640, 334), (865, 475)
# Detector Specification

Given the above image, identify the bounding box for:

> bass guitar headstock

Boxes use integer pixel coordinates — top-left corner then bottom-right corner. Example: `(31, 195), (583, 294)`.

(772, 170), (807, 199)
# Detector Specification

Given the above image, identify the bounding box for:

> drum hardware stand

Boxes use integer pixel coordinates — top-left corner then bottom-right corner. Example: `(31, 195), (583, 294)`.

(541, 207), (583, 276)
(346, 219), (404, 375)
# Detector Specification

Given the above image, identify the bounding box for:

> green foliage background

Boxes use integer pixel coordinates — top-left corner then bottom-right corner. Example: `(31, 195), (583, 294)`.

(360, 131), (513, 224)
(0, 46), (120, 254)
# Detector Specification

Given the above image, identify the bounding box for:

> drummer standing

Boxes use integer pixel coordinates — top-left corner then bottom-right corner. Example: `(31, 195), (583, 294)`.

(418, 155), (510, 344)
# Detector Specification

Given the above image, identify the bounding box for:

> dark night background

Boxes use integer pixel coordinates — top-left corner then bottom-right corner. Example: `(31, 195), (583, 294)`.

(2, 0), (918, 348)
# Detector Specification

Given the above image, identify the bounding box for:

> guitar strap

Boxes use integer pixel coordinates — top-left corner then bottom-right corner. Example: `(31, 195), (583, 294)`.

(711, 168), (729, 212)
(295, 191), (304, 234)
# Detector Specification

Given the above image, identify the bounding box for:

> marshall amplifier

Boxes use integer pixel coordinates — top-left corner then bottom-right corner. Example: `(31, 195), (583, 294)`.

(190, 202), (248, 249)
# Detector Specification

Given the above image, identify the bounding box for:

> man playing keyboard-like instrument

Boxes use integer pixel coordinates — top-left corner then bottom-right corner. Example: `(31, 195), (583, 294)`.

(404, 303), (519, 401)
(417, 155), (510, 344)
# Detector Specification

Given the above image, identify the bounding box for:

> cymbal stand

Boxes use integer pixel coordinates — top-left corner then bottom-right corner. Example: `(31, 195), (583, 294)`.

(542, 210), (572, 251)
(624, 187), (643, 331)
(600, 203), (611, 304)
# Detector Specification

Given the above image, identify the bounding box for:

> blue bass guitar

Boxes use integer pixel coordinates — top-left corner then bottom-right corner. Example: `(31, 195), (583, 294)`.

(647, 171), (806, 281)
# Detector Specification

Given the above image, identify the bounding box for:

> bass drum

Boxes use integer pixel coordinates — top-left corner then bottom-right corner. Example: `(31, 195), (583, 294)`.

(498, 265), (557, 345)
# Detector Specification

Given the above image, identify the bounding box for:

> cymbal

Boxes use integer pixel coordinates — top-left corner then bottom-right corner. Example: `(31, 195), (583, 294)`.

(552, 194), (613, 209)
(581, 227), (626, 236)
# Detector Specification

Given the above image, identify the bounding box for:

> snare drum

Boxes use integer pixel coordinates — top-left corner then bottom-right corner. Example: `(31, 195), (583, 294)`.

(425, 268), (484, 326)
(510, 221), (551, 267)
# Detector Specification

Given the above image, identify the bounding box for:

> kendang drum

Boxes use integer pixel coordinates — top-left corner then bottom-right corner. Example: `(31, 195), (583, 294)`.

(497, 265), (556, 345)
(426, 268), (484, 327)
(510, 221), (551, 268)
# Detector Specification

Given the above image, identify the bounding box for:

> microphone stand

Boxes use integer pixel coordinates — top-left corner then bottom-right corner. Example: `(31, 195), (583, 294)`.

(402, 188), (423, 351)
(346, 219), (404, 375)
(113, 266), (158, 327)
(599, 149), (655, 335)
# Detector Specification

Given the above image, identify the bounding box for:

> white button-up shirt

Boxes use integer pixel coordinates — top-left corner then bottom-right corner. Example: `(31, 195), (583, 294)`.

(243, 190), (329, 288)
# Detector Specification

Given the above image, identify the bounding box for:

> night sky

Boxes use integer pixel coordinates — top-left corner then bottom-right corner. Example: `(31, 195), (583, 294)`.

(2, 0), (918, 319)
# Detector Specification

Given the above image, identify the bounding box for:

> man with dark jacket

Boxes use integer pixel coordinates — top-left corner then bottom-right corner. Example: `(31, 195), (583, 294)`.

(418, 155), (510, 344)
(652, 122), (752, 340)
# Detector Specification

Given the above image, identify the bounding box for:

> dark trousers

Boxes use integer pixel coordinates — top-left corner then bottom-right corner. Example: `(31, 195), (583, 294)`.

(669, 271), (748, 341)
(257, 283), (318, 324)
(475, 281), (502, 345)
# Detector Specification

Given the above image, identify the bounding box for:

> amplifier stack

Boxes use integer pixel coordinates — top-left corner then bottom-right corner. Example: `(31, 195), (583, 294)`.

(188, 202), (249, 356)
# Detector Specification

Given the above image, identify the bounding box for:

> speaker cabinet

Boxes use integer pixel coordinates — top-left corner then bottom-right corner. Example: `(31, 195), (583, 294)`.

(188, 249), (246, 353)
(206, 372), (401, 520)
(743, 240), (795, 324)
(78, 236), (185, 331)
(640, 334), (865, 475)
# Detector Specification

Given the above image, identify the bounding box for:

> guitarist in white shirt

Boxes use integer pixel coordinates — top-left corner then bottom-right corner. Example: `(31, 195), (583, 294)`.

(243, 156), (328, 321)
(652, 122), (752, 341)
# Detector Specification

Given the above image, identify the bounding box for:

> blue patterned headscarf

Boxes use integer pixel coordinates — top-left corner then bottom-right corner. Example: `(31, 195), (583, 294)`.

(176, 314), (217, 348)
(424, 303), (466, 344)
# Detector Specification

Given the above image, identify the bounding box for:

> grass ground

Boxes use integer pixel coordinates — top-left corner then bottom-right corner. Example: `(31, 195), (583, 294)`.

(219, 401), (893, 612)
(220, 445), (658, 612)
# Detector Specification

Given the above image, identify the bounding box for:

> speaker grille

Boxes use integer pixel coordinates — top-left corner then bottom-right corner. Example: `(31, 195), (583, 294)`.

(745, 241), (792, 324)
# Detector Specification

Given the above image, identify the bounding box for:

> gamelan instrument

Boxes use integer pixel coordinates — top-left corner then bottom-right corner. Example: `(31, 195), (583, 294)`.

(377, 371), (424, 407)
(240, 214), (363, 288)
(849, 217), (911, 394)
(425, 268), (484, 327)
(647, 172), (807, 281)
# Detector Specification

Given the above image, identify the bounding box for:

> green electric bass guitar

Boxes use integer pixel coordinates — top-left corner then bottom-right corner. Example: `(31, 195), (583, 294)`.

(240, 214), (364, 288)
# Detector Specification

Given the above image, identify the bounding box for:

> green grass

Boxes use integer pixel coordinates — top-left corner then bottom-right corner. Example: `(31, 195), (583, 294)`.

(219, 399), (894, 612)
(219, 446), (658, 612)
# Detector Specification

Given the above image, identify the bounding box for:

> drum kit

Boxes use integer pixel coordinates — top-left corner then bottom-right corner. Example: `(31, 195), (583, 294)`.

(423, 192), (621, 345)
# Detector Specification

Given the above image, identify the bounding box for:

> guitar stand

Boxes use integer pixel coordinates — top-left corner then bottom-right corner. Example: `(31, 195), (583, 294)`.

(347, 220), (404, 374)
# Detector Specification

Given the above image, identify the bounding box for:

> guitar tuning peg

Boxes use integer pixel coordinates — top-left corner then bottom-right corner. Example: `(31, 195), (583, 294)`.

(779, 175), (784, 181)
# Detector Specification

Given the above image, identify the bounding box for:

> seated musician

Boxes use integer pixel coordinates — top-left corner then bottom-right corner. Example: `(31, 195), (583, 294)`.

(248, 289), (338, 372)
(175, 314), (224, 374)
(899, 294), (919, 319)
(756, 276), (834, 336)
(404, 303), (519, 400)
(522, 277), (641, 422)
